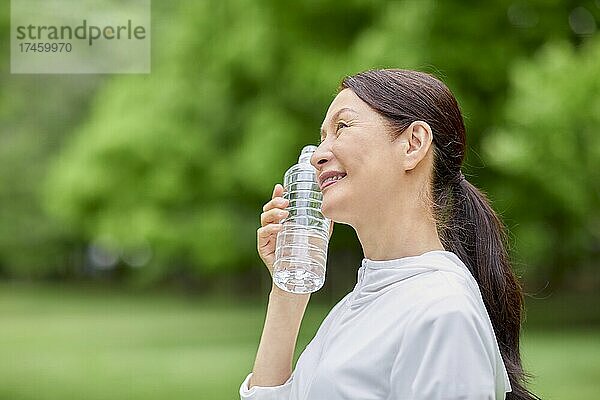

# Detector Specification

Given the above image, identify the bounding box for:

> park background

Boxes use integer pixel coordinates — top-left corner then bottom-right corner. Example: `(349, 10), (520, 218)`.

(1, 0), (599, 399)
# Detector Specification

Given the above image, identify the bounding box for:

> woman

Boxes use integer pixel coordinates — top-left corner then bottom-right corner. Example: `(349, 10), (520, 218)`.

(240, 69), (538, 400)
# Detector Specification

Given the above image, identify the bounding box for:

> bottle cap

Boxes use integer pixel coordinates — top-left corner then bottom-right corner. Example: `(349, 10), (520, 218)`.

(298, 145), (317, 163)
(301, 145), (317, 154)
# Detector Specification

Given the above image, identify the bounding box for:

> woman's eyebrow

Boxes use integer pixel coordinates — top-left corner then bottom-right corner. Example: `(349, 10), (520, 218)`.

(319, 107), (357, 140)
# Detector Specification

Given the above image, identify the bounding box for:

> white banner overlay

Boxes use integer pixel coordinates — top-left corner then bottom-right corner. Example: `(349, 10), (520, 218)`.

(11, 0), (151, 74)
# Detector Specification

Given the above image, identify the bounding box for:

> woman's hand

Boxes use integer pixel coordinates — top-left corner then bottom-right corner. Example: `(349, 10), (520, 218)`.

(257, 184), (289, 277)
(257, 183), (335, 278)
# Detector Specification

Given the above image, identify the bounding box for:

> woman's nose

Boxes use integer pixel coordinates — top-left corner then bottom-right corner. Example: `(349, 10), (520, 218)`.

(310, 142), (331, 170)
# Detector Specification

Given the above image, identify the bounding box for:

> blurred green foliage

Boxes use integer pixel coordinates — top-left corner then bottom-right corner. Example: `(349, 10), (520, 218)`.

(484, 37), (600, 286)
(0, 1), (598, 290)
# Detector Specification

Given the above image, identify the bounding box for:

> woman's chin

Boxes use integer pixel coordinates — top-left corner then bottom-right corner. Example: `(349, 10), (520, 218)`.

(320, 194), (344, 221)
(320, 202), (334, 220)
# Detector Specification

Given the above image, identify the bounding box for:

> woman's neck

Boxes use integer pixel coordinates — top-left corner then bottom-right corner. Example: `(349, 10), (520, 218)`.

(354, 208), (444, 261)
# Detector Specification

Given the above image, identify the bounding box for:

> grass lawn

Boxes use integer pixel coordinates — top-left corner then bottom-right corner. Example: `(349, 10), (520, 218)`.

(0, 283), (598, 400)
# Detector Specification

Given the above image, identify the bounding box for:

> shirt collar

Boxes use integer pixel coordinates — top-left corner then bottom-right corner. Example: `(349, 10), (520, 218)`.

(351, 250), (471, 308)
(361, 250), (461, 270)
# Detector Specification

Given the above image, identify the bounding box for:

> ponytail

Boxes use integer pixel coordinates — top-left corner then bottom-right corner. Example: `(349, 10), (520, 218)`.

(439, 176), (540, 400)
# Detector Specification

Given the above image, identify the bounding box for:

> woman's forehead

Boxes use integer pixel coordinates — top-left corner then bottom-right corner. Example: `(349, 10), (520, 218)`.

(323, 89), (373, 123)
(328, 89), (361, 111)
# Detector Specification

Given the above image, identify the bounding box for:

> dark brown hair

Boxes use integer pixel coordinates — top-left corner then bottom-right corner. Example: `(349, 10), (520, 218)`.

(341, 69), (538, 400)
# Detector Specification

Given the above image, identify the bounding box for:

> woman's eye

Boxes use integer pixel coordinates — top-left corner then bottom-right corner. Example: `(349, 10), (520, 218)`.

(336, 121), (349, 132)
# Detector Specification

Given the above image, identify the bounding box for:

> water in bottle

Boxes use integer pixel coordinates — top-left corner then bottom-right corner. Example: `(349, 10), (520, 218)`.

(273, 145), (331, 294)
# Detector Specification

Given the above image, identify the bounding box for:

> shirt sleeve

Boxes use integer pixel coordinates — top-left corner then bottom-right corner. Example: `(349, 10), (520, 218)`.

(239, 372), (293, 400)
(389, 298), (500, 400)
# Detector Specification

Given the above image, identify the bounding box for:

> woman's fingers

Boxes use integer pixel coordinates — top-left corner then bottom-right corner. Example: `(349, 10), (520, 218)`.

(257, 224), (283, 245)
(256, 184), (289, 274)
(260, 208), (289, 226)
(261, 184), (289, 226)
(263, 184), (288, 213)
(262, 196), (289, 212)
(270, 183), (285, 202)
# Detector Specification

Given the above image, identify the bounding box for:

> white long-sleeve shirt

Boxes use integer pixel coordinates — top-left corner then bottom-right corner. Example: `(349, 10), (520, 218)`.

(240, 250), (512, 400)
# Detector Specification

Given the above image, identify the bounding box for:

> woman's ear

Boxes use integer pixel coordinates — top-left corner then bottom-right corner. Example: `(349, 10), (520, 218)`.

(399, 120), (433, 171)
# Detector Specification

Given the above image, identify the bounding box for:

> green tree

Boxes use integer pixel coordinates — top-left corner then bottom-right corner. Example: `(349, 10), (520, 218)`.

(0, 1), (105, 277)
(39, 0), (597, 290)
(483, 37), (600, 288)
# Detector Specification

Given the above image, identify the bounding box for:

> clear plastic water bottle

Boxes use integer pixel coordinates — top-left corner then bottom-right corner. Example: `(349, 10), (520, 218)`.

(272, 145), (331, 294)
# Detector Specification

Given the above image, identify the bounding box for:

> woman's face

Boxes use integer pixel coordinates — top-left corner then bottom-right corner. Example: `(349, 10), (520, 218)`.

(311, 88), (410, 227)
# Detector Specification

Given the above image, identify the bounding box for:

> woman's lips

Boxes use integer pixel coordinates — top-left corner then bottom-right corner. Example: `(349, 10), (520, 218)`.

(321, 176), (345, 190)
